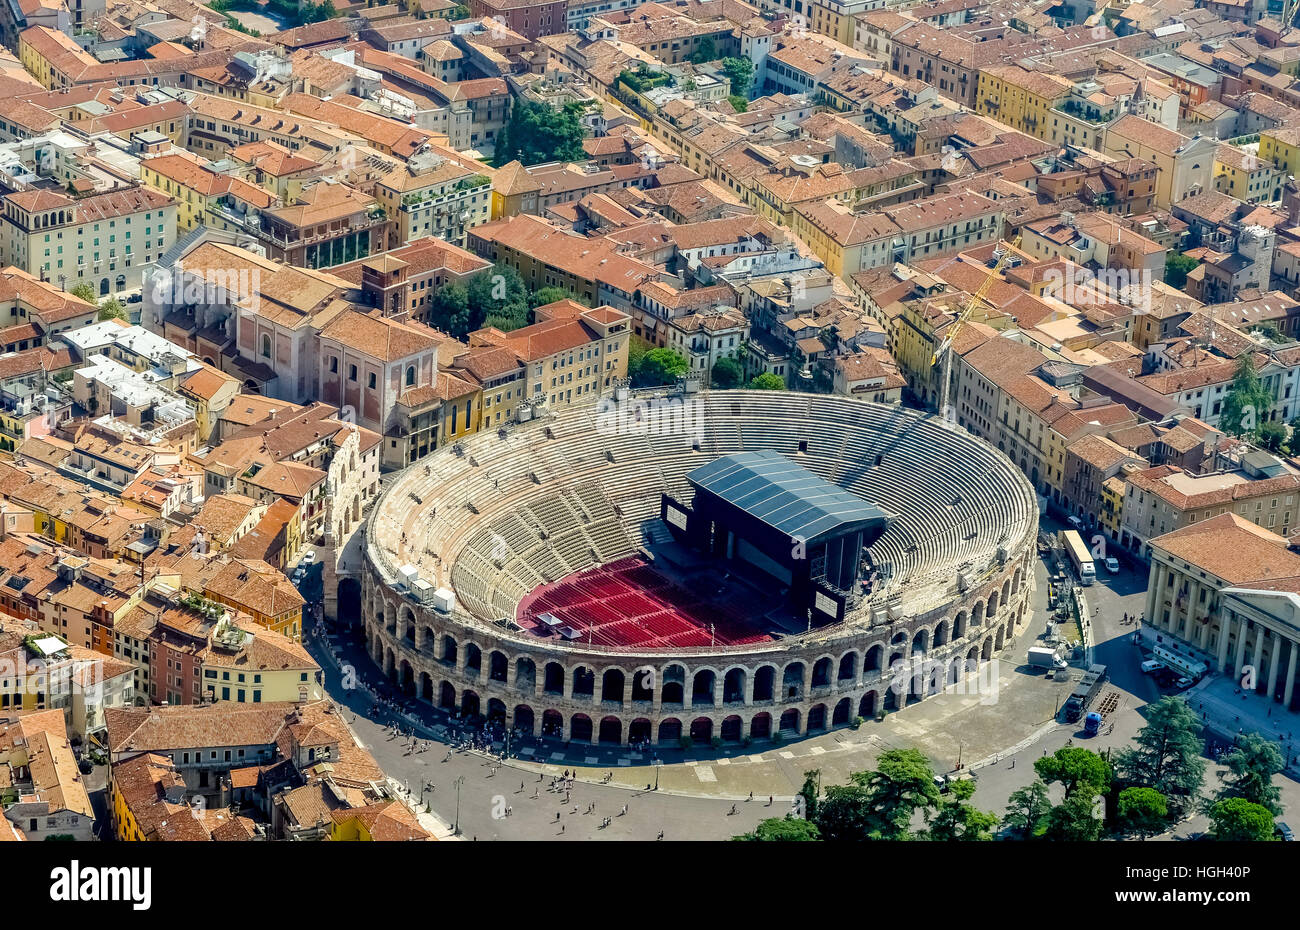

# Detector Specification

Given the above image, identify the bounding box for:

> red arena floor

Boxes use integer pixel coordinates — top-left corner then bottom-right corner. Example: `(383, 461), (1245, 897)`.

(516, 556), (776, 650)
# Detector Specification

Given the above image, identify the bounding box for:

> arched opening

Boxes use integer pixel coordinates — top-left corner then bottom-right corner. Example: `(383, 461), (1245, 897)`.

(402, 609), (415, 643)
(337, 578), (361, 625)
(515, 658), (536, 692)
(629, 718), (652, 744)
(422, 627), (435, 649)
(689, 717), (713, 743)
(514, 705), (535, 736)
(398, 661), (415, 696)
(720, 715), (742, 742)
(966, 645), (979, 668)
(572, 666), (595, 698)
(811, 657), (832, 687)
(723, 668), (745, 703)
(115, 274), (126, 292)
(420, 672), (433, 702)
(383, 649), (395, 681)
(954, 612), (968, 639)
(987, 590), (1000, 618)
(837, 652), (857, 683)
(933, 619), (950, 648)
(661, 664), (685, 704)
(441, 636), (458, 665)
(541, 709), (563, 739)
(543, 662), (564, 694)
(658, 718), (682, 744)
(461, 690), (480, 718)
(753, 665), (775, 701)
(630, 667), (654, 702)
(598, 716), (622, 744)
(912, 629), (928, 653)
(807, 704), (827, 732)
(750, 712), (771, 739)
(439, 681), (455, 709)
(602, 669), (625, 704)
(995, 626), (1005, 650)
(858, 691), (877, 718)
(972, 602), (985, 627)
(864, 645), (883, 672)
(691, 669), (716, 705)
(465, 644), (482, 675)
(489, 651), (508, 682)
(487, 698), (506, 725)
(570, 714), (593, 743)
(100, 278), (110, 297)
(981, 638), (993, 661)
(832, 697), (851, 725)
(782, 663), (804, 700)
(778, 708), (800, 734)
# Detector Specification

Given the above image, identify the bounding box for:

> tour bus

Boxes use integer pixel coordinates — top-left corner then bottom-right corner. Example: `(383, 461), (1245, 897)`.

(1061, 529), (1096, 586)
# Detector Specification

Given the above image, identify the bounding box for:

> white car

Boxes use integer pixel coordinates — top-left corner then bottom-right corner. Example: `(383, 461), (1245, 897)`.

(1104, 556), (1120, 574)
(1141, 659), (1163, 674)
(1174, 677), (1194, 690)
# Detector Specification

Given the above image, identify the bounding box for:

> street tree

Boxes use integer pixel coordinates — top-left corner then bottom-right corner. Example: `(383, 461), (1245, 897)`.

(1219, 355), (1273, 440)
(923, 779), (997, 841)
(733, 816), (820, 841)
(1033, 746), (1112, 800)
(1115, 786), (1168, 839)
(1216, 733), (1284, 816)
(1001, 780), (1051, 839)
(1208, 798), (1275, 841)
(1114, 696), (1205, 817)
(1041, 794), (1104, 841)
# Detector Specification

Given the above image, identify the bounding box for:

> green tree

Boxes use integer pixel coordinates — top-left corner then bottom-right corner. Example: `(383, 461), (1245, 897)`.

(1033, 747), (1112, 800)
(630, 347), (689, 387)
(1216, 733), (1284, 816)
(1041, 793), (1104, 841)
(689, 36), (717, 64)
(711, 357), (744, 389)
(495, 100), (588, 167)
(449, 3), (470, 18)
(1002, 780), (1051, 839)
(747, 373), (785, 390)
(720, 57), (754, 97)
(97, 298), (127, 322)
(816, 748), (941, 841)
(727, 94), (749, 112)
(1260, 419), (1287, 452)
(923, 778), (997, 841)
(1219, 355), (1274, 440)
(428, 282), (472, 336)
(466, 264), (528, 331)
(1115, 786), (1168, 839)
(1164, 251), (1199, 290)
(1208, 797), (1275, 841)
(529, 286), (585, 309)
(69, 283), (96, 303)
(733, 816), (820, 841)
(799, 769), (821, 823)
(1114, 696), (1205, 817)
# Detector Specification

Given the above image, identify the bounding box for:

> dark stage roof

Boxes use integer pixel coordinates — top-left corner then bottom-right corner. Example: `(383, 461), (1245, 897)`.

(687, 450), (888, 544)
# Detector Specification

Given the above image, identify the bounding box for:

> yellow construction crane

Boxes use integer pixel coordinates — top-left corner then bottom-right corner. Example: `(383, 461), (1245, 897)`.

(931, 234), (1022, 416)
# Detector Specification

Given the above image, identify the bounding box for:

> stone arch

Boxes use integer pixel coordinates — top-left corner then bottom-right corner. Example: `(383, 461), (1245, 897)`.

(954, 611), (968, 640)
(514, 704), (535, 736)
(691, 668), (716, 705)
(863, 644), (884, 673)
(439, 680), (455, 709)
(723, 667), (746, 703)
(440, 635), (458, 665)
(630, 666), (655, 702)
(753, 664), (776, 701)
(420, 671), (433, 702)
(995, 626), (1005, 650)
(570, 713), (593, 743)
(981, 637), (993, 661)
(658, 717), (682, 744)
(912, 628), (929, 653)
(933, 618), (950, 647)
(832, 697), (851, 725)
(750, 712), (772, 739)
(781, 662), (805, 700)
(598, 716), (622, 744)
(601, 668), (625, 704)
(629, 718), (652, 744)
(461, 690), (480, 718)
(401, 606), (416, 643)
(807, 703), (827, 732)
(488, 650), (508, 682)
(661, 663), (686, 704)
(1001, 578), (1012, 607)
(487, 698), (506, 724)
(972, 601), (985, 627)
(987, 589), (1000, 618)
(572, 665), (595, 698)
(515, 657), (536, 693)
(543, 661), (564, 694)
(837, 650), (858, 683)
(1013, 567), (1023, 595)
(858, 691), (877, 718)
(421, 626), (435, 650)
(541, 709), (563, 738)
(720, 715), (743, 742)
(811, 656), (833, 687)
(465, 643), (482, 675)
(337, 577), (361, 624)
(689, 717), (713, 743)
(778, 708), (800, 734)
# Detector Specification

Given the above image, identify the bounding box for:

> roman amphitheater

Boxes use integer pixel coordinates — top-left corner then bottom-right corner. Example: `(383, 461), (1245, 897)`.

(359, 390), (1040, 750)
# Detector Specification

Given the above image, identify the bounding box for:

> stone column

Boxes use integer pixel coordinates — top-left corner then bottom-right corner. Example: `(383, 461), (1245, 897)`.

(1268, 632), (1282, 700)
(1252, 625), (1267, 687)
(1234, 614), (1250, 680)
(1217, 609), (1233, 673)
(563, 668), (574, 701)
(1284, 642), (1298, 708)
(744, 671), (755, 705)
(1145, 560), (1163, 630)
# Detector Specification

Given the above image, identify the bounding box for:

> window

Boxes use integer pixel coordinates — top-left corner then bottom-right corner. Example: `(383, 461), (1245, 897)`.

(406, 365), (416, 386)
(349, 364), (358, 382)
(261, 334), (271, 358)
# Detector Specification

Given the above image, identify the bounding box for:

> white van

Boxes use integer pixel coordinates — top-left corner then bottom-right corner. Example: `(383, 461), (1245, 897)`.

(1141, 659), (1163, 674)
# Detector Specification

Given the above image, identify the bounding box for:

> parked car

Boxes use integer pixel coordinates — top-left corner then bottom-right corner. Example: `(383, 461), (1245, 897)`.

(933, 774), (950, 793)
(1277, 822), (1294, 841)
(1141, 659), (1164, 674)
(1067, 515), (1084, 530)
(1104, 556), (1120, 574)
(1174, 676), (1193, 690)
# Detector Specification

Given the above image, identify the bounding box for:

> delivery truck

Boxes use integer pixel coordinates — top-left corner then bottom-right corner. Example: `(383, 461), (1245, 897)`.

(1027, 646), (1067, 670)
(1062, 663), (1108, 723)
